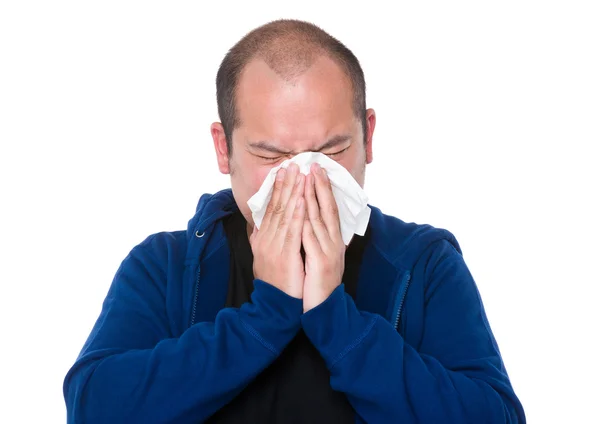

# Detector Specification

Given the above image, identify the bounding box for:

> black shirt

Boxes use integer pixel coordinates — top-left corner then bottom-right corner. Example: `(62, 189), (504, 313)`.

(206, 209), (370, 424)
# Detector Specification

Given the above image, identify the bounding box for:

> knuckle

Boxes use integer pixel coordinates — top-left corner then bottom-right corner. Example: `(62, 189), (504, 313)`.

(282, 176), (293, 189)
(277, 216), (288, 230)
(265, 202), (275, 215)
(267, 202), (284, 216)
(274, 203), (285, 215)
(284, 230), (295, 243)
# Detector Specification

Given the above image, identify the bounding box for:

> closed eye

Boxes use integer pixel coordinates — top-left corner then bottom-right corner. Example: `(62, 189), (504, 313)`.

(256, 155), (282, 162)
(256, 147), (349, 162)
(326, 147), (350, 157)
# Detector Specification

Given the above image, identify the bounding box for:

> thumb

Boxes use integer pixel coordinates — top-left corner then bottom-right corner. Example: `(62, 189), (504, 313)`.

(249, 222), (258, 243)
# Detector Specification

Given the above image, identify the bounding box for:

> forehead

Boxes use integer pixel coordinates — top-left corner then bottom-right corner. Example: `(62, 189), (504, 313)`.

(234, 56), (356, 147)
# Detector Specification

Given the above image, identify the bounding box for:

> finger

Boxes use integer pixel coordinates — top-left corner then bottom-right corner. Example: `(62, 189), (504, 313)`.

(267, 163), (299, 236)
(270, 167), (286, 207)
(249, 222), (258, 245)
(305, 171), (330, 244)
(312, 164), (342, 241)
(262, 167), (286, 228)
(284, 171), (305, 225)
(302, 213), (323, 257)
(276, 172), (305, 245)
(282, 195), (305, 253)
(279, 163), (299, 208)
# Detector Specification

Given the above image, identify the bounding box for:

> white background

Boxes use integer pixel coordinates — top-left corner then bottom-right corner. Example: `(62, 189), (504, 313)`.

(1, 1), (598, 423)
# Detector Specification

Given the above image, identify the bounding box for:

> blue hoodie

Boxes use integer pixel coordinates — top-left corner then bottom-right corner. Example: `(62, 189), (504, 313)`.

(64, 189), (525, 423)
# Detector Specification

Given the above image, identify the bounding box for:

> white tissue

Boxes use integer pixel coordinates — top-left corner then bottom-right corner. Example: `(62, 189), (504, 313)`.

(247, 152), (371, 245)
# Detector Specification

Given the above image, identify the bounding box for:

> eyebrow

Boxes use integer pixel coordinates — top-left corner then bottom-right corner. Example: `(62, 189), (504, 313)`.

(247, 134), (352, 155)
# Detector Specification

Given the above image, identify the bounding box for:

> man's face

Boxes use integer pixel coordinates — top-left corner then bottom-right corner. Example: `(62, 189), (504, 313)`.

(211, 55), (375, 230)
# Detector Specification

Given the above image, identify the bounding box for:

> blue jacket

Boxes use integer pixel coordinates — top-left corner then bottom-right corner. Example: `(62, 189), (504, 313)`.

(64, 189), (525, 423)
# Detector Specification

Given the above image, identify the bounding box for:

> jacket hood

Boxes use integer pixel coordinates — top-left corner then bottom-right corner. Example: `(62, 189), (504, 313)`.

(186, 189), (238, 242)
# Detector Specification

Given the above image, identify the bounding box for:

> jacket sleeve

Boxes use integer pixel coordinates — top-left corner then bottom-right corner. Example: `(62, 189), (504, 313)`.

(63, 234), (303, 424)
(301, 240), (526, 423)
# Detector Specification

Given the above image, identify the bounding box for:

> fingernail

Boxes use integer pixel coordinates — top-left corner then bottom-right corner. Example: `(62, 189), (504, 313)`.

(320, 166), (327, 177)
(276, 168), (286, 181)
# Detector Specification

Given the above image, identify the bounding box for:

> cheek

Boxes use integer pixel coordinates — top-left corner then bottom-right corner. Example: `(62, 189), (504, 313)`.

(254, 168), (271, 190)
(339, 148), (366, 181)
(242, 165), (273, 196)
(231, 166), (272, 224)
(232, 155), (270, 190)
(337, 153), (357, 173)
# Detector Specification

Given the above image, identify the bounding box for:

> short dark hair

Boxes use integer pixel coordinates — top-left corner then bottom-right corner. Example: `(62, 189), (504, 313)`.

(216, 19), (367, 157)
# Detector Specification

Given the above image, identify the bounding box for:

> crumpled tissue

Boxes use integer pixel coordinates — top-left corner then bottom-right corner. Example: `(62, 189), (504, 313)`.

(247, 151), (371, 245)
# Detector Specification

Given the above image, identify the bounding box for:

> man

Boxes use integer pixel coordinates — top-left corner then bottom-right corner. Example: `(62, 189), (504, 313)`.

(64, 19), (525, 423)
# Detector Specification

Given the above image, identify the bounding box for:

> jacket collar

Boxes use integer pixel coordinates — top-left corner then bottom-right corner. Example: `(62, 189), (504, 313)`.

(184, 189), (461, 324)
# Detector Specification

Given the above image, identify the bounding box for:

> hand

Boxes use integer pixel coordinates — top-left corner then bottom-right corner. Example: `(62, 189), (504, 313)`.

(249, 163), (306, 299)
(302, 163), (345, 312)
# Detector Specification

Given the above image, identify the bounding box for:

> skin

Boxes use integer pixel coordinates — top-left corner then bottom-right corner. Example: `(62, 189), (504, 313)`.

(211, 54), (376, 311)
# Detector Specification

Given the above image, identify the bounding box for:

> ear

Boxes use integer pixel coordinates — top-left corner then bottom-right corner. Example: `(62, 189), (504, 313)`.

(211, 122), (231, 174)
(364, 108), (376, 164)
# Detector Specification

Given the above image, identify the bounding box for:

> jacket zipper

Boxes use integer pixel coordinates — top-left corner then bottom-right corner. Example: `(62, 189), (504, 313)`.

(190, 264), (201, 326)
(392, 272), (411, 331)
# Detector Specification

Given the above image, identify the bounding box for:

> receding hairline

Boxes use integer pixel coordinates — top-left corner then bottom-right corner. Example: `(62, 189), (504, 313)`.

(216, 19), (367, 152)
(240, 30), (347, 82)
(238, 52), (354, 89)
